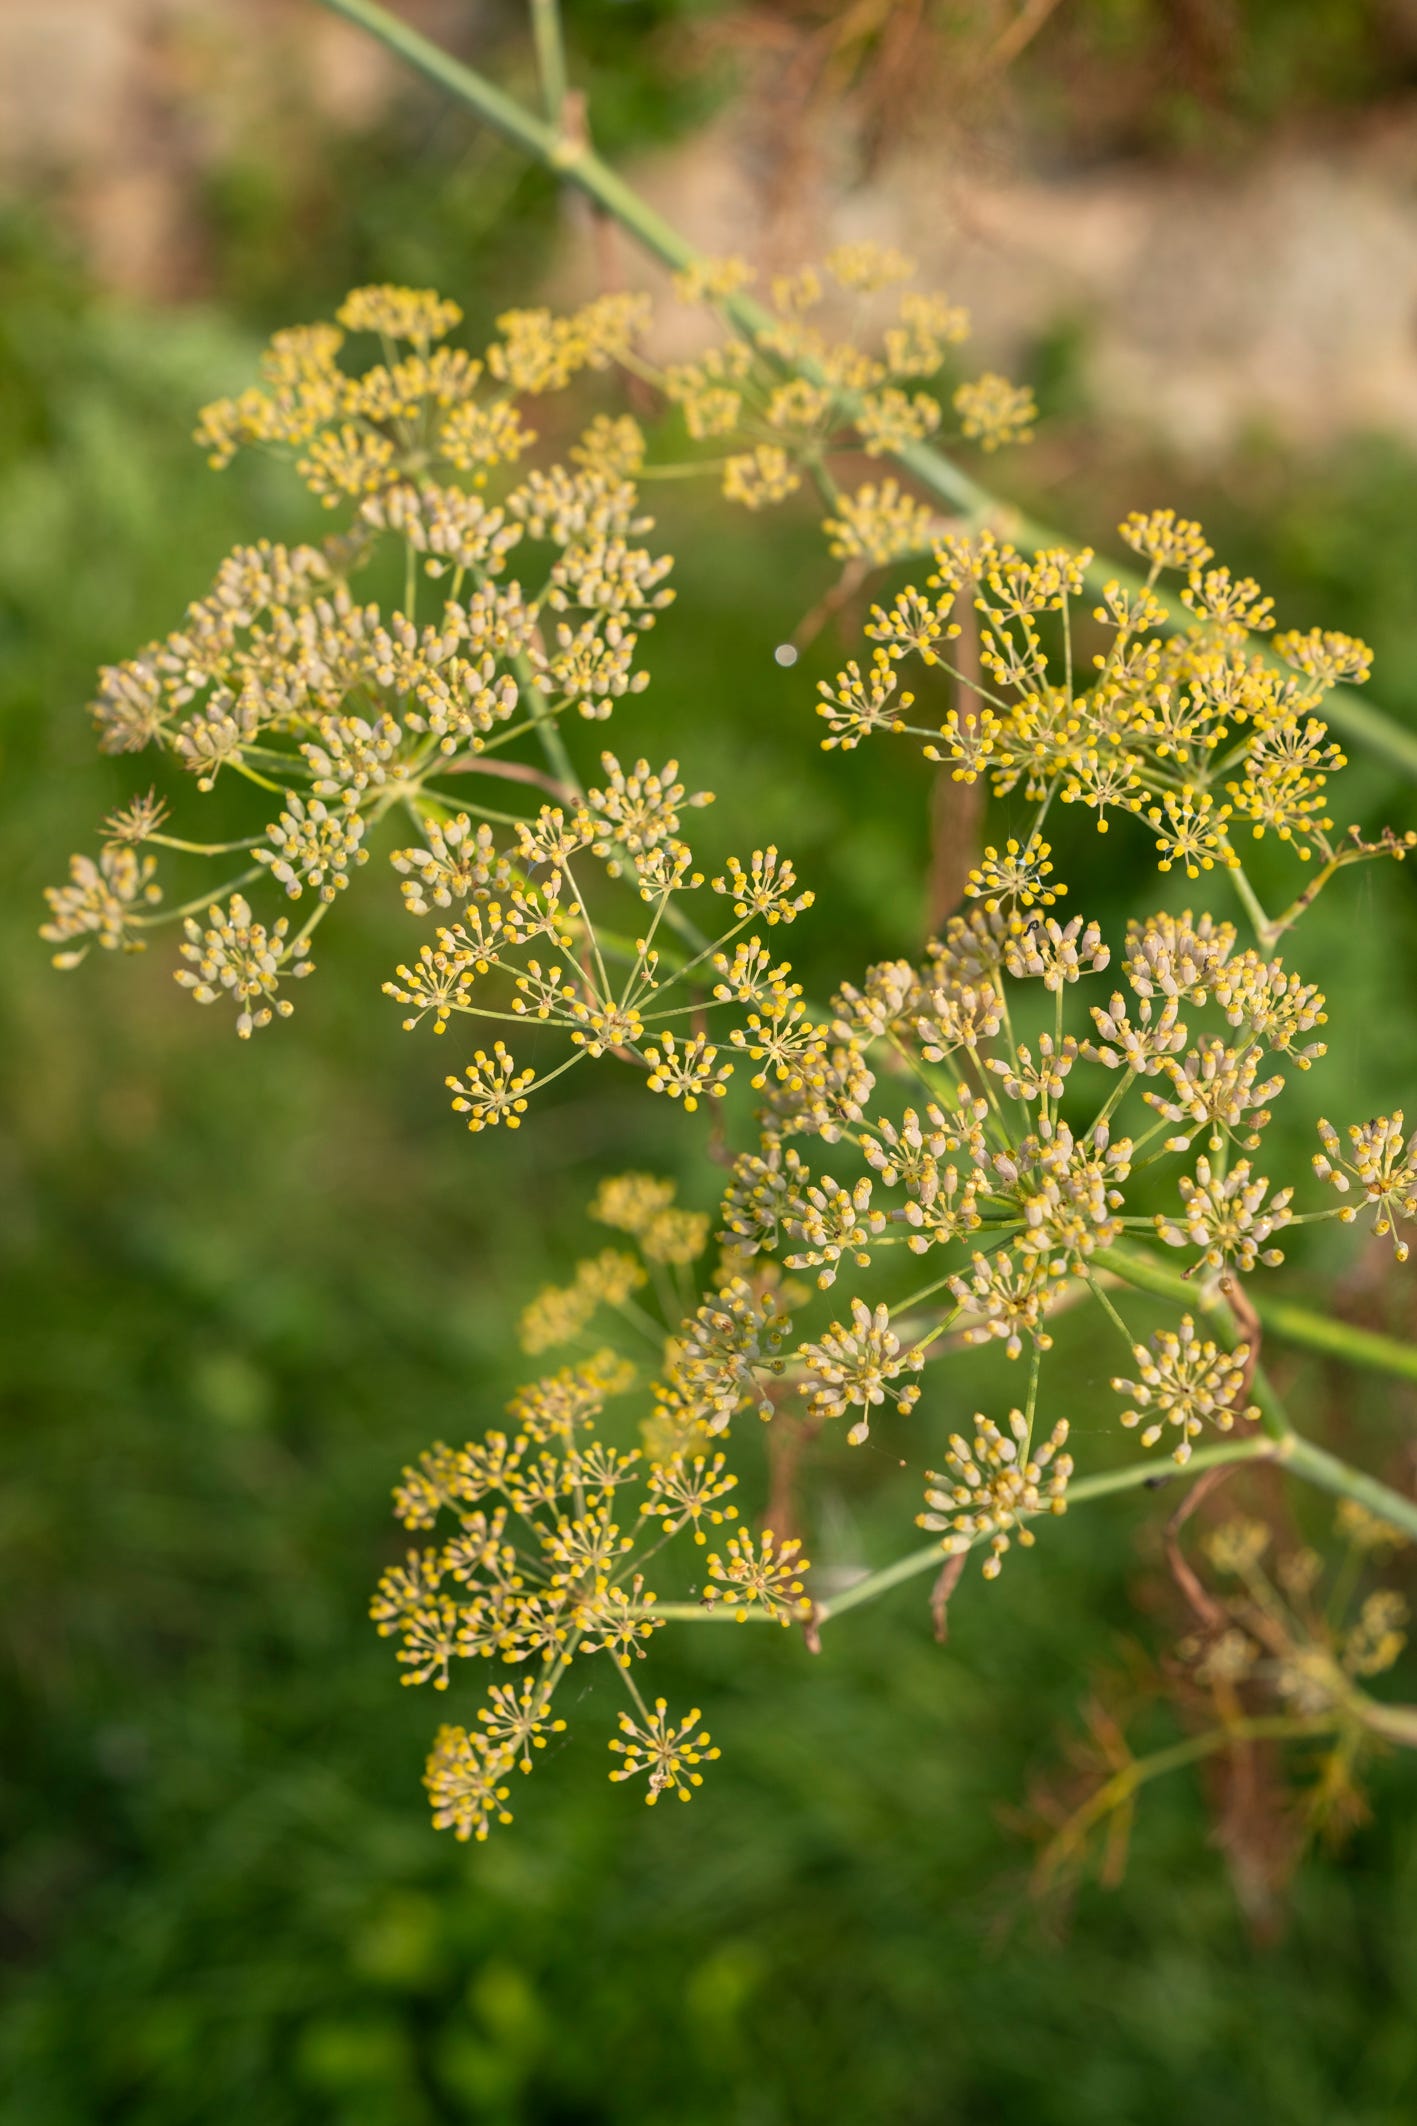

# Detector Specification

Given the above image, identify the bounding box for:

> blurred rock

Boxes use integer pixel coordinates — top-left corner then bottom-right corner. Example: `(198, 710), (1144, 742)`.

(0, 0), (474, 294)
(605, 99), (1417, 458)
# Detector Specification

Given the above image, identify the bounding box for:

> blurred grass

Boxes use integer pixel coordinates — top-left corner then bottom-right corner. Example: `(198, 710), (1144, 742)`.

(3, 115), (1417, 2123)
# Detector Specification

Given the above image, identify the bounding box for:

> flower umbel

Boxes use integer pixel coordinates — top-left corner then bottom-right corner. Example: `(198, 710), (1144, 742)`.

(1112, 1316), (1258, 1464)
(608, 1701), (720, 1804)
(1314, 1113), (1417, 1261)
(920, 1412), (1073, 1579)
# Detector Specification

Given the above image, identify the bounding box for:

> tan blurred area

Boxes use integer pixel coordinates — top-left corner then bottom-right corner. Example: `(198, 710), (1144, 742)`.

(0, 0), (470, 289)
(623, 104), (1417, 457)
(5, 0), (1417, 456)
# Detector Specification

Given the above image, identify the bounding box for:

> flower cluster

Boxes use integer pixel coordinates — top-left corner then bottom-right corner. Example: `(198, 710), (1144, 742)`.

(919, 1411), (1073, 1578)
(686, 895), (1417, 1565)
(391, 860), (1417, 1833)
(377, 1341), (727, 1838)
(659, 244), (1029, 557)
(608, 1702), (720, 1803)
(44, 266), (1417, 1869)
(1111, 1315), (1257, 1464)
(817, 515), (1415, 936)
(386, 852), (1417, 1836)
(1313, 1112), (1417, 1261)
(799, 1298), (924, 1443)
(43, 285), (822, 1119)
(379, 1174), (820, 1839)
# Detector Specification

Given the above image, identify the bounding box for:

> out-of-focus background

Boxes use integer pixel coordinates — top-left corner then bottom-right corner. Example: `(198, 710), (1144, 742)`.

(4, 3), (1417, 2120)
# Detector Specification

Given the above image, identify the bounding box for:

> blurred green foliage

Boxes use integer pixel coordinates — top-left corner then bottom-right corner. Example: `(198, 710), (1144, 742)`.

(4, 51), (1417, 2116)
(200, 0), (732, 325)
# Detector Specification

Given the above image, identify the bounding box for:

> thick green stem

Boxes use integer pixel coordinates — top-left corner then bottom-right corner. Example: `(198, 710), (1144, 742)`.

(1253, 1288), (1417, 1384)
(314, 0), (1417, 782)
(1098, 1243), (1417, 1388)
(1230, 865), (1275, 947)
(508, 652), (584, 798)
(1279, 1432), (1417, 1544)
(320, 0), (559, 159)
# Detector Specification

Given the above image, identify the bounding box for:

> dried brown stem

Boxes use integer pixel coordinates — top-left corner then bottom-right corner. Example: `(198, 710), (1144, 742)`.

(442, 754), (576, 801)
(930, 1550), (967, 1642)
(1164, 1463), (1245, 1630)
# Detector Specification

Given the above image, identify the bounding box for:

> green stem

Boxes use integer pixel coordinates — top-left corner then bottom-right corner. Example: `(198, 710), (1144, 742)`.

(1098, 1243), (1417, 1388)
(320, 0), (559, 161)
(314, 0), (1417, 776)
(1231, 865), (1274, 947)
(1041, 1711), (1338, 1874)
(1081, 1266), (1136, 1355)
(1248, 1365), (1297, 1443)
(1256, 1288), (1417, 1382)
(129, 865), (265, 925)
(508, 651), (583, 798)
(1358, 1697), (1417, 1748)
(528, 0), (568, 124)
(147, 832), (263, 858)
(1279, 1432), (1417, 1544)
(650, 1435), (1275, 1628)
(229, 758), (289, 797)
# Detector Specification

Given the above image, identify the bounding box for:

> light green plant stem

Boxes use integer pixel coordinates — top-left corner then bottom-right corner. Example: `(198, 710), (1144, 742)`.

(315, 0), (1417, 781)
(1279, 1431), (1417, 1543)
(507, 652), (583, 798)
(650, 1435), (1276, 1627)
(1358, 1695), (1417, 1747)
(1081, 1711), (1336, 1800)
(1230, 865), (1275, 944)
(1098, 1242), (1417, 1387)
(654, 1402), (1417, 1632)
(528, 0), (567, 123)
(1259, 1289), (1417, 1382)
